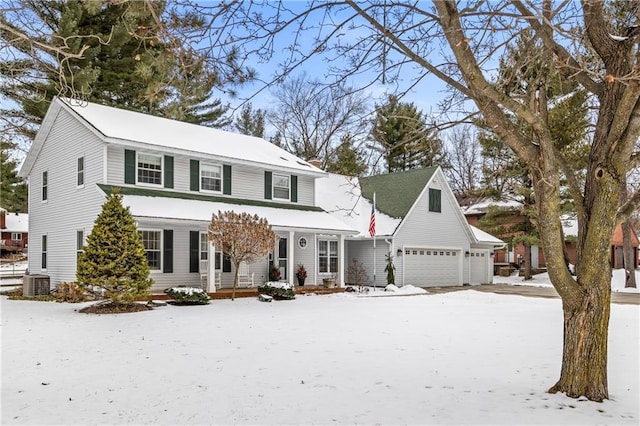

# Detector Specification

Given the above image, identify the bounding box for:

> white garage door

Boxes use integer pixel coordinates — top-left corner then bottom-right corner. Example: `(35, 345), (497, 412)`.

(403, 248), (461, 287)
(470, 250), (489, 284)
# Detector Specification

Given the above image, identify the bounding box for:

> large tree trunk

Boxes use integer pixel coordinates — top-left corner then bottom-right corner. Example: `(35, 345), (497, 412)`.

(523, 242), (532, 280)
(549, 275), (611, 401)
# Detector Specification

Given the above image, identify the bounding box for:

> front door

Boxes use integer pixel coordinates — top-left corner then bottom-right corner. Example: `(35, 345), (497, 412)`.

(278, 237), (288, 280)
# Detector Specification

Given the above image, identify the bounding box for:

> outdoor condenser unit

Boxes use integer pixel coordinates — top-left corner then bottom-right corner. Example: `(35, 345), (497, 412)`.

(22, 274), (50, 297)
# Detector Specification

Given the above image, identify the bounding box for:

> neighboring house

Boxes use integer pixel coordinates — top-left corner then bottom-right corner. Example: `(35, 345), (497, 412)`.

(18, 98), (356, 292)
(0, 207), (28, 255)
(462, 198), (639, 270)
(563, 218), (638, 270)
(316, 168), (505, 287)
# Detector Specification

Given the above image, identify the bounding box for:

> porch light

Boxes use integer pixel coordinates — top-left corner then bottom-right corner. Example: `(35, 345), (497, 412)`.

(397, 249), (402, 256)
(465, 251), (470, 257)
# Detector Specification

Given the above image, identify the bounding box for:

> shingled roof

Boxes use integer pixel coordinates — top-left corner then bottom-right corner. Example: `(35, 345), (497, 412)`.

(359, 167), (438, 219)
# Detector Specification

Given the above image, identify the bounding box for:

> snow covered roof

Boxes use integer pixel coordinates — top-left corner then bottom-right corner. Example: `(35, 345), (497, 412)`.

(460, 197), (523, 215)
(470, 225), (504, 246)
(21, 98), (325, 178)
(1, 212), (28, 233)
(315, 173), (401, 237)
(561, 214), (578, 237)
(98, 185), (356, 234)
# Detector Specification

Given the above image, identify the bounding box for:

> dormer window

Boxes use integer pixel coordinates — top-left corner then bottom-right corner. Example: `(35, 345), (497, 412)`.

(201, 164), (222, 192)
(273, 174), (290, 200)
(137, 153), (162, 186)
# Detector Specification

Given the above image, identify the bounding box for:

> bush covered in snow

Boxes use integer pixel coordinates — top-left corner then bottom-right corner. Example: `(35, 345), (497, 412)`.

(164, 286), (210, 305)
(257, 281), (295, 300)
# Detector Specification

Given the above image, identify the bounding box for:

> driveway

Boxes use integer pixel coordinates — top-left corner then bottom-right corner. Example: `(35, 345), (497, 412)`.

(426, 283), (640, 305)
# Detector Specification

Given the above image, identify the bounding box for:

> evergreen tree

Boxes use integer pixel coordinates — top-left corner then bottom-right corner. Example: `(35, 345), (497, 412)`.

(326, 135), (367, 176)
(77, 191), (153, 305)
(1, 0), (231, 148)
(0, 139), (27, 212)
(371, 95), (444, 173)
(234, 102), (265, 137)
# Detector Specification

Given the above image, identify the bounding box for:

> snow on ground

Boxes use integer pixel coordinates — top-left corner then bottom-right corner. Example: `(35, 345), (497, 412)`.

(494, 268), (640, 293)
(1, 291), (638, 425)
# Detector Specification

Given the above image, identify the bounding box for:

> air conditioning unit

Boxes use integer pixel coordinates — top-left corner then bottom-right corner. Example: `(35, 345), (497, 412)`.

(23, 274), (50, 297)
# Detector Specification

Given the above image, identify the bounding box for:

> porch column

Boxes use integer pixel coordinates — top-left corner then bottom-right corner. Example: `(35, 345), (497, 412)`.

(339, 233), (345, 287)
(288, 230), (295, 286)
(208, 241), (216, 293)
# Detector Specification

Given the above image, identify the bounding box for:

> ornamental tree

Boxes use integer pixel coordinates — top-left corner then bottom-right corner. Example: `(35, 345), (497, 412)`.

(208, 211), (276, 300)
(77, 191), (153, 305)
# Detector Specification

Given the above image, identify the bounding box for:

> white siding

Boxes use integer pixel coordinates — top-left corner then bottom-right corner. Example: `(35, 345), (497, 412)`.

(346, 239), (390, 287)
(106, 147), (316, 206)
(394, 172), (471, 286)
(27, 108), (105, 286)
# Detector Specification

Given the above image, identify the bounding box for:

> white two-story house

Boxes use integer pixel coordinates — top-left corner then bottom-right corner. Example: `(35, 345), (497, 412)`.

(19, 98), (356, 292)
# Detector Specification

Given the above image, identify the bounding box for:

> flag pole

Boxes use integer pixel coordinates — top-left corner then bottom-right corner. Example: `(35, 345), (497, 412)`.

(373, 192), (376, 291)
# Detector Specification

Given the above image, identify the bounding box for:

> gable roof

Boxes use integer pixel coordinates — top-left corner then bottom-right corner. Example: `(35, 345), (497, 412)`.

(359, 167), (438, 219)
(1, 211), (28, 233)
(20, 98), (325, 178)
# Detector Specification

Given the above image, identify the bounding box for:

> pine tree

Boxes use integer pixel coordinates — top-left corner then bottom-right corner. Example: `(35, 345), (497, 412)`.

(326, 135), (367, 176)
(77, 191), (153, 305)
(371, 95), (444, 173)
(234, 103), (265, 137)
(0, 139), (28, 212)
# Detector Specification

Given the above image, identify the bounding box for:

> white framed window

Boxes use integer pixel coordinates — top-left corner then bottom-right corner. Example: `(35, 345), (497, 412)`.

(41, 235), (47, 270)
(42, 171), (48, 201)
(77, 230), (84, 258)
(273, 174), (290, 200)
(137, 153), (162, 186)
(318, 240), (338, 273)
(200, 163), (222, 192)
(298, 237), (308, 249)
(77, 157), (84, 187)
(139, 230), (162, 270)
(11, 232), (22, 241)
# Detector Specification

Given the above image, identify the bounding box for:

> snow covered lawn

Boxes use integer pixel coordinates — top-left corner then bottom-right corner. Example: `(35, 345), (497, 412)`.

(1, 291), (638, 425)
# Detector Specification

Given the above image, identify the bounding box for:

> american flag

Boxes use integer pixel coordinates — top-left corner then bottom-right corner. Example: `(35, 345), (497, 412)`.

(369, 200), (376, 237)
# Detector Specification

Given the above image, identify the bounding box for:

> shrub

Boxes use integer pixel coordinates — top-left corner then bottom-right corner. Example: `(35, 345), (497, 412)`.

(164, 286), (210, 305)
(54, 282), (88, 303)
(257, 281), (295, 300)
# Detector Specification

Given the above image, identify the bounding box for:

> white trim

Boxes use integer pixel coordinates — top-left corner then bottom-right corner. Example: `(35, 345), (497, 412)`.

(199, 162), (223, 193)
(136, 152), (163, 187)
(272, 173), (291, 201)
(138, 229), (163, 272)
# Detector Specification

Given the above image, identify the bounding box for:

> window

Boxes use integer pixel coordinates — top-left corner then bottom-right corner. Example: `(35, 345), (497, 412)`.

(139, 230), (162, 270)
(318, 240), (338, 273)
(41, 235), (47, 269)
(77, 157), (84, 186)
(200, 164), (222, 192)
(273, 174), (290, 200)
(11, 233), (22, 241)
(137, 153), (162, 185)
(42, 171), (48, 201)
(77, 230), (84, 258)
(200, 232), (209, 262)
(428, 188), (441, 212)
(298, 237), (308, 249)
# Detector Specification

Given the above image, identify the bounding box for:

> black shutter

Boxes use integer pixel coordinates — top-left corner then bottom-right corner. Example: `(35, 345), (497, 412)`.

(264, 171), (272, 199)
(223, 164), (232, 195)
(223, 254), (232, 273)
(291, 175), (298, 202)
(124, 149), (136, 184)
(189, 231), (199, 273)
(190, 160), (199, 191)
(163, 230), (173, 273)
(429, 188), (442, 213)
(164, 156), (174, 189)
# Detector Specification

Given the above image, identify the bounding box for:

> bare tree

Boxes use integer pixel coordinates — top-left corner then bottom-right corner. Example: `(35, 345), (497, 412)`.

(208, 211), (276, 300)
(268, 72), (370, 166)
(444, 125), (482, 196)
(178, 0), (640, 402)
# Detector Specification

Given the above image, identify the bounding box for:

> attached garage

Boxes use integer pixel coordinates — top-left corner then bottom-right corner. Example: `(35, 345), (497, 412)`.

(469, 249), (491, 284)
(403, 248), (461, 287)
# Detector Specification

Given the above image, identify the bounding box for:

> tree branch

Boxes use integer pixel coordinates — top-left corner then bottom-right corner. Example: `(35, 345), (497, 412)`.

(617, 189), (640, 224)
